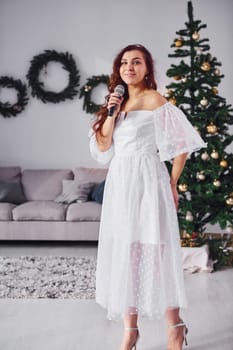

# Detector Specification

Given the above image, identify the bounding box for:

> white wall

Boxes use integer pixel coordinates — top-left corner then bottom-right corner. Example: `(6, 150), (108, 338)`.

(0, 0), (232, 170)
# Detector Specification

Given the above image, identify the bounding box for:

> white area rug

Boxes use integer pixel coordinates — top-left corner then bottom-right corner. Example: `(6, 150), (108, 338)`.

(0, 256), (96, 299)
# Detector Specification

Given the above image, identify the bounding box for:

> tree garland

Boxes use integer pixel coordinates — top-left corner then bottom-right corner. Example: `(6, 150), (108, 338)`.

(80, 74), (109, 114)
(0, 76), (29, 118)
(26, 50), (80, 103)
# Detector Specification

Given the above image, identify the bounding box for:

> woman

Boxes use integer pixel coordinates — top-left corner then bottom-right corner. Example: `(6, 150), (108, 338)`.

(89, 44), (206, 350)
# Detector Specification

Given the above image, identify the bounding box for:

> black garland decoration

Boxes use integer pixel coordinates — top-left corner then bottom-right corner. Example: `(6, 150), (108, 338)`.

(0, 76), (29, 118)
(80, 74), (109, 114)
(26, 50), (80, 103)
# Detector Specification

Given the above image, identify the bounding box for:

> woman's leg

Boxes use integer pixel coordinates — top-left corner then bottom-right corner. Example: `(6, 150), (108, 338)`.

(119, 311), (138, 350)
(119, 243), (141, 349)
(166, 308), (186, 350)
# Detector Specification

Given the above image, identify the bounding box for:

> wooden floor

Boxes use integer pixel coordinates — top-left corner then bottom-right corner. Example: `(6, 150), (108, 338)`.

(0, 242), (233, 350)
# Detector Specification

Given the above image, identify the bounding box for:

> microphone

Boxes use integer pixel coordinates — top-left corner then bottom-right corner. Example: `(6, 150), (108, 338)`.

(108, 84), (125, 117)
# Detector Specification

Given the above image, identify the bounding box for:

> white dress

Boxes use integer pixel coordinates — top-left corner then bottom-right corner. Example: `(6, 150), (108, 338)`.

(89, 102), (206, 320)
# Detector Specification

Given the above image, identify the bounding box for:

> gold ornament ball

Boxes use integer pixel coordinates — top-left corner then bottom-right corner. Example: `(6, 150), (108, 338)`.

(215, 68), (221, 76)
(226, 197), (233, 206)
(196, 172), (206, 180)
(178, 183), (188, 192)
(213, 179), (221, 187)
(175, 37), (184, 47)
(220, 160), (228, 168)
(201, 62), (211, 72)
(200, 97), (208, 106)
(173, 75), (181, 80)
(211, 150), (219, 159)
(169, 96), (176, 105)
(206, 123), (217, 134)
(212, 87), (218, 95)
(201, 152), (210, 161)
(181, 240), (187, 247)
(164, 89), (173, 98)
(192, 31), (200, 40)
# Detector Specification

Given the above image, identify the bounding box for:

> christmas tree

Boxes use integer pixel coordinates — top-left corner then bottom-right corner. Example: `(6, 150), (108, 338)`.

(165, 1), (233, 266)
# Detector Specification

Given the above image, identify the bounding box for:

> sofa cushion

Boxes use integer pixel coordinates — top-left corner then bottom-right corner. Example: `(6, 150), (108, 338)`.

(0, 203), (16, 221)
(55, 180), (96, 204)
(90, 180), (105, 204)
(0, 181), (26, 204)
(66, 201), (102, 221)
(22, 169), (73, 201)
(74, 167), (108, 184)
(12, 201), (67, 221)
(0, 166), (21, 182)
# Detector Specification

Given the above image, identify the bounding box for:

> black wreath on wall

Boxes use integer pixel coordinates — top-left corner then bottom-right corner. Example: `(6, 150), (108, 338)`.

(26, 50), (80, 103)
(79, 74), (109, 114)
(0, 76), (29, 118)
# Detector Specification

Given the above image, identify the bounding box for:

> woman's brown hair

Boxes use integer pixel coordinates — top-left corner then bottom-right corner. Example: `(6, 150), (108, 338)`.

(92, 44), (157, 134)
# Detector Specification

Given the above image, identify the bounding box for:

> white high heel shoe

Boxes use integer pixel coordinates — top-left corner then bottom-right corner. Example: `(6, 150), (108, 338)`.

(168, 321), (188, 347)
(124, 327), (140, 350)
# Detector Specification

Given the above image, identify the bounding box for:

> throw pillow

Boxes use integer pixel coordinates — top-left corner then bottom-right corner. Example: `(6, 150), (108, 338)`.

(91, 180), (105, 204)
(0, 181), (26, 204)
(54, 180), (96, 204)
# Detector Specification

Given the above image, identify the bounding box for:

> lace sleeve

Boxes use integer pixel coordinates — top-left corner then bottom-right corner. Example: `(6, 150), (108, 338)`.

(154, 103), (207, 162)
(88, 128), (114, 165)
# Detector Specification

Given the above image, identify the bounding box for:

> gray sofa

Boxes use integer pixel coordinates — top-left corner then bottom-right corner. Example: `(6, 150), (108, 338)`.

(0, 166), (108, 241)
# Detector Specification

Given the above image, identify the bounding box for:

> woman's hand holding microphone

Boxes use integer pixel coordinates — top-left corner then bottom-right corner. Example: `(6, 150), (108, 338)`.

(96, 85), (125, 151)
(107, 84), (125, 118)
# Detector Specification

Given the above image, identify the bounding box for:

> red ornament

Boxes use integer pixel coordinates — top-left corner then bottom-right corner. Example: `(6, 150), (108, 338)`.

(191, 232), (198, 239)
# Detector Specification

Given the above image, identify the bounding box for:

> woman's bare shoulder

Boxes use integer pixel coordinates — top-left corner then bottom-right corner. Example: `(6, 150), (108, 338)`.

(145, 90), (167, 110)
